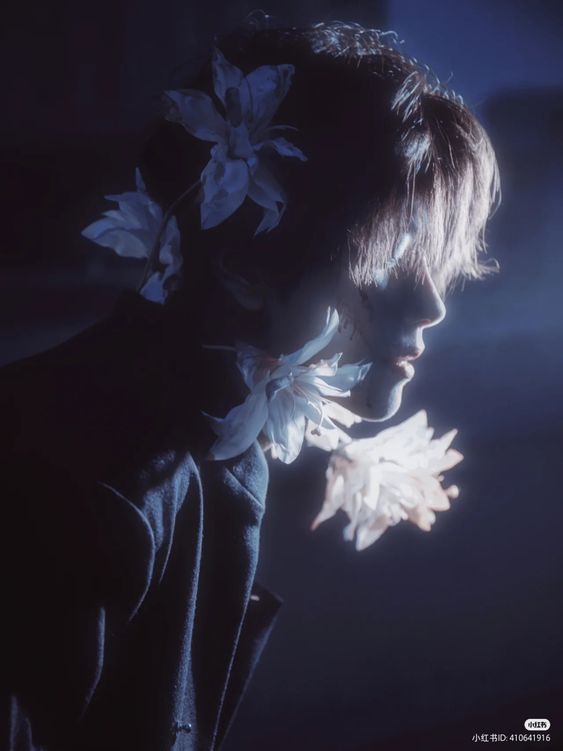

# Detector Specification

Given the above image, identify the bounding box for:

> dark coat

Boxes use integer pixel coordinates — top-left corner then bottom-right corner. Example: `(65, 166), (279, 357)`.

(0, 293), (282, 751)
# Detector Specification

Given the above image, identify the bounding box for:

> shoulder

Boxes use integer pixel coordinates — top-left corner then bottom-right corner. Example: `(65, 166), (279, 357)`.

(1, 292), (207, 483)
(0, 293), (207, 624)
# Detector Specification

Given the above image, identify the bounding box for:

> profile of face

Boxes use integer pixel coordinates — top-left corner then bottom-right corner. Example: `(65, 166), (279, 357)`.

(252, 238), (447, 423)
(330, 260), (446, 420)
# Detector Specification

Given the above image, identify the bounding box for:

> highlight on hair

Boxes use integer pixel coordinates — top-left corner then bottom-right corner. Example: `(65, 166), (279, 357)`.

(299, 22), (501, 295)
(141, 19), (500, 298)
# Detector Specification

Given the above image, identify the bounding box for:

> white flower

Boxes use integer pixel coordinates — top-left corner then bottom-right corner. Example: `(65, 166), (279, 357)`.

(164, 48), (307, 234)
(207, 309), (371, 464)
(304, 400), (360, 452)
(311, 411), (463, 550)
(81, 169), (182, 303)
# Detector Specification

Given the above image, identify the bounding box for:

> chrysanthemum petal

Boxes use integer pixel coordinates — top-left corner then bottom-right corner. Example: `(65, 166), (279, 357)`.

(312, 411), (463, 549)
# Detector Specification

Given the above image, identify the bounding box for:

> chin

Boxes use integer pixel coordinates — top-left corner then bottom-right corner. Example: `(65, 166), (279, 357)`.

(346, 366), (411, 422)
(358, 386), (405, 422)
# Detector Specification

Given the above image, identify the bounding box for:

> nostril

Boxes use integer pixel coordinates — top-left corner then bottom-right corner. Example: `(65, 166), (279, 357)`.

(408, 304), (445, 329)
(417, 296), (446, 329)
(406, 314), (438, 328)
(417, 265), (447, 328)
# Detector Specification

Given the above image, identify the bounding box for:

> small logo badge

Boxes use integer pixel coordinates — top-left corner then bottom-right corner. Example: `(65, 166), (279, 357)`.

(524, 719), (550, 730)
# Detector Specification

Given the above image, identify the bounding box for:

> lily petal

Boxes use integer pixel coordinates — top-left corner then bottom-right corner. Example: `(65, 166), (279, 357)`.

(265, 389), (307, 464)
(313, 361), (372, 396)
(200, 149), (249, 229)
(241, 64), (295, 136)
(247, 162), (286, 234)
(164, 89), (227, 143)
(139, 271), (168, 304)
(258, 136), (307, 162)
(212, 47), (244, 108)
(104, 191), (161, 231)
(323, 400), (363, 430)
(135, 167), (147, 193)
(207, 386), (269, 460)
(235, 344), (272, 390)
(283, 308), (340, 366)
(81, 221), (151, 259)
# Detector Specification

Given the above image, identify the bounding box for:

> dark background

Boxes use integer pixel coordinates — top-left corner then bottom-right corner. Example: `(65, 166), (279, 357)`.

(2, 2), (562, 749)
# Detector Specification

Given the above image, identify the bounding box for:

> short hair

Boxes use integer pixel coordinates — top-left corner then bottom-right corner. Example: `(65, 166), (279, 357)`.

(140, 20), (500, 300)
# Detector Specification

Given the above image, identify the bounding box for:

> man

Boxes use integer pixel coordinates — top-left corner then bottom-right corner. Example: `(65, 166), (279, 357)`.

(1, 21), (499, 750)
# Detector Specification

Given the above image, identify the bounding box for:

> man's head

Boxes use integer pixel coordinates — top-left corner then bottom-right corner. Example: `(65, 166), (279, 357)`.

(141, 21), (500, 420)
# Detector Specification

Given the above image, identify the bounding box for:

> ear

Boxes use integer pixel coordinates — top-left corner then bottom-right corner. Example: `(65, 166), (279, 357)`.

(214, 256), (267, 312)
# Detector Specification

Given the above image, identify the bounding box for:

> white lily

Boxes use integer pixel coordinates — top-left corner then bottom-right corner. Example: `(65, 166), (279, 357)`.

(304, 400), (360, 452)
(207, 309), (371, 464)
(81, 169), (182, 304)
(164, 48), (307, 234)
(312, 411), (463, 550)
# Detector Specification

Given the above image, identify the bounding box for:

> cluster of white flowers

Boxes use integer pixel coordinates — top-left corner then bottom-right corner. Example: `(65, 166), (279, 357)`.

(81, 48), (306, 304)
(207, 309), (369, 464)
(81, 45), (464, 551)
(206, 312), (462, 551)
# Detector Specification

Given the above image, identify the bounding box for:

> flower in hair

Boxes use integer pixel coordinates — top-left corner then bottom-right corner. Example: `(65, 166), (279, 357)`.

(164, 48), (307, 234)
(207, 309), (370, 464)
(81, 169), (182, 303)
(311, 411), (463, 550)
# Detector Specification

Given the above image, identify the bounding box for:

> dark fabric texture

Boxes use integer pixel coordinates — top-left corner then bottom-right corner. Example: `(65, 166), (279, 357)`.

(0, 293), (283, 751)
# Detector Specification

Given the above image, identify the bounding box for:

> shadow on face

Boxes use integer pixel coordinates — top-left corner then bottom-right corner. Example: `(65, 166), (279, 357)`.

(260, 259), (447, 423)
(333, 260), (447, 421)
(216, 248), (447, 424)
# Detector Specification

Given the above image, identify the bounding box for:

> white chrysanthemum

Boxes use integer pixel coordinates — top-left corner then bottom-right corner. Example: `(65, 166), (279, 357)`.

(164, 48), (307, 234)
(312, 411), (463, 550)
(207, 309), (370, 464)
(81, 169), (182, 304)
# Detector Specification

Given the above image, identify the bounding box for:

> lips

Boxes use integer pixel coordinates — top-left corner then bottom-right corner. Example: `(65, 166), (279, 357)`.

(386, 347), (424, 365)
(383, 348), (423, 380)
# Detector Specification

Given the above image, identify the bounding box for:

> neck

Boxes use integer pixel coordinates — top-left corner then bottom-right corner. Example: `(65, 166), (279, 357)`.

(161, 293), (250, 420)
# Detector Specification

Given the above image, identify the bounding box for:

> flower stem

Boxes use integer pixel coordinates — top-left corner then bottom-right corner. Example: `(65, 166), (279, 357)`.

(138, 179), (200, 292)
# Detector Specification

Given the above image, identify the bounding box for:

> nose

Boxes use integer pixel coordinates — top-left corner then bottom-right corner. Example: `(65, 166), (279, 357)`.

(404, 265), (446, 329)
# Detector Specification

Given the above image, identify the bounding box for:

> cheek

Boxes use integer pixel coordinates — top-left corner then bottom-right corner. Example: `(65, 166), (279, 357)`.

(267, 290), (331, 355)
(328, 324), (368, 363)
(330, 294), (377, 363)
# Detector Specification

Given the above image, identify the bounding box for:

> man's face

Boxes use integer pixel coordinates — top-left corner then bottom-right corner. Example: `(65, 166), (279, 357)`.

(329, 260), (446, 420)
(265, 254), (446, 422)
